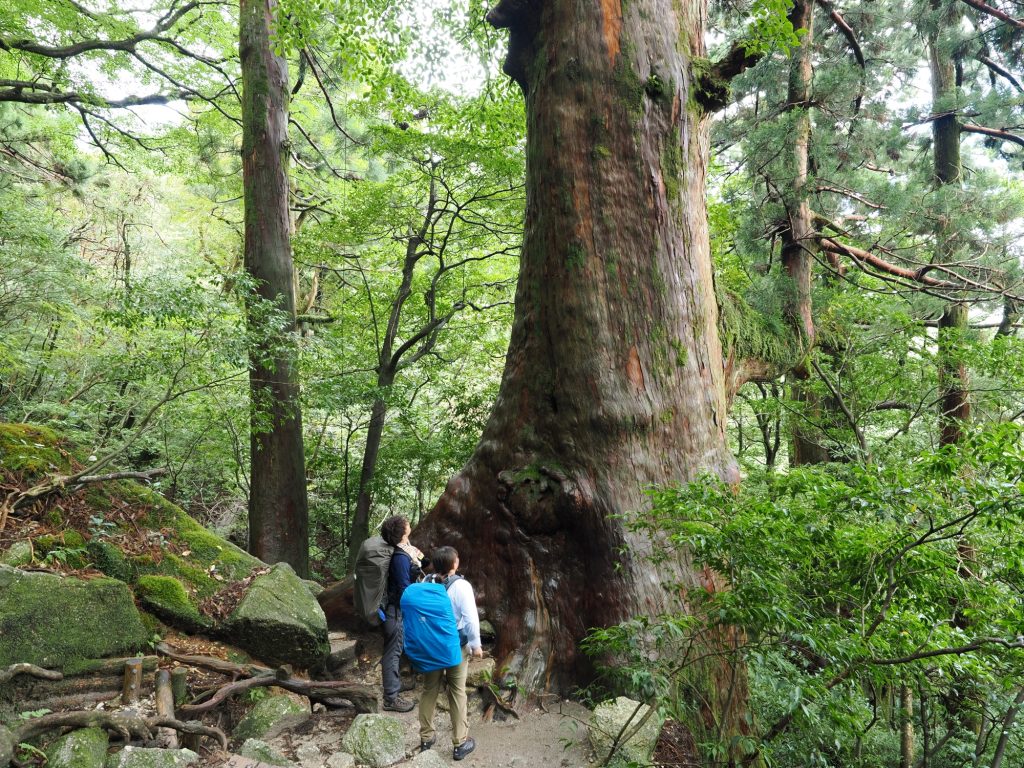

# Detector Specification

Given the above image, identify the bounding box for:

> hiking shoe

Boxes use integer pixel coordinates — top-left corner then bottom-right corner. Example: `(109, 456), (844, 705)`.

(420, 738), (435, 752)
(453, 737), (476, 761)
(382, 696), (415, 713)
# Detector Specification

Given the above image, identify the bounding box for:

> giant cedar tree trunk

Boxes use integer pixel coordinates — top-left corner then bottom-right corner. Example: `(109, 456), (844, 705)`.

(417, 0), (749, 752)
(240, 0), (309, 576)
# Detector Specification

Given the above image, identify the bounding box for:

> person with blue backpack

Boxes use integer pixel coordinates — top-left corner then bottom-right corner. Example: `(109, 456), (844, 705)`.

(400, 545), (482, 761)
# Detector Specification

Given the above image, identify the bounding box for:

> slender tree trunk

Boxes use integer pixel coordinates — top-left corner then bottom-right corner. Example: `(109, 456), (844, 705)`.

(929, 1), (970, 447)
(349, 392), (390, 569)
(901, 685), (915, 768)
(418, 0), (750, 757)
(990, 688), (1024, 768)
(347, 218), (426, 569)
(240, 0), (309, 576)
(781, 0), (832, 467)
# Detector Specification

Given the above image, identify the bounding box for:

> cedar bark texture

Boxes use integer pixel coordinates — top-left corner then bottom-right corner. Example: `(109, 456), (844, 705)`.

(240, 0), (309, 575)
(417, 0), (749, 755)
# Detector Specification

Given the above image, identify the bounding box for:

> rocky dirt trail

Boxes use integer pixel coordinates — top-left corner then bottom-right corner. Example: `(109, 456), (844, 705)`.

(256, 630), (598, 768)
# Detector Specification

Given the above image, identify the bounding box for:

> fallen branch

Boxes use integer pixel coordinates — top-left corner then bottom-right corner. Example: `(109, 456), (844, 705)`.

(0, 664), (62, 685)
(0, 468), (166, 531)
(156, 642), (272, 677)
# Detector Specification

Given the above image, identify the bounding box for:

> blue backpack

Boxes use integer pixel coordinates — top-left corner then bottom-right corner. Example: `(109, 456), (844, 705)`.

(400, 582), (462, 672)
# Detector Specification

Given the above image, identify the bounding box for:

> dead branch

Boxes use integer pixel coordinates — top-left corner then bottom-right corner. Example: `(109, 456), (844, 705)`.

(956, 0), (1024, 28)
(154, 670), (178, 748)
(977, 54), (1024, 92)
(155, 642), (271, 677)
(961, 123), (1024, 149)
(0, 468), (166, 532)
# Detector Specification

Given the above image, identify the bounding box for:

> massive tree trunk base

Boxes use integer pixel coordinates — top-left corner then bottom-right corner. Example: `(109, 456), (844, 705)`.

(419, 451), (751, 743)
(415, 1), (756, 762)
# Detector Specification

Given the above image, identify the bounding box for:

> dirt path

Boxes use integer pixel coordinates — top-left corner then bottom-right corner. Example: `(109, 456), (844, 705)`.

(261, 688), (596, 767)
(393, 697), (594, 767)
(262, 630), (599, 767)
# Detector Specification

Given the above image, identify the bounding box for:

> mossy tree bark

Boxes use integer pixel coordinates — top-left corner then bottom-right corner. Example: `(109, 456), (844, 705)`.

(240, 0), (309, 576)
(417, 0), (750, 757)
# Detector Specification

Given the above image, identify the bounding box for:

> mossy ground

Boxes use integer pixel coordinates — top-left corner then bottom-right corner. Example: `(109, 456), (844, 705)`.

(0, 423), (70, 477)
(0, 423), (262, 631)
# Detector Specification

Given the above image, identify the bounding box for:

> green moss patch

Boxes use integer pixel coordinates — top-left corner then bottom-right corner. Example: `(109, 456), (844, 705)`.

(44, 726), (108, 768)
(0, 424), (69, 478)
(233, 695), (309, 742)
(136, 575), (211, 633)
(0, 565), (148, 669)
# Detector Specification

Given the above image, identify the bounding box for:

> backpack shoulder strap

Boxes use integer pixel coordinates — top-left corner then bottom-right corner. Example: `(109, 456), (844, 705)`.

(443, 574), (464, 591)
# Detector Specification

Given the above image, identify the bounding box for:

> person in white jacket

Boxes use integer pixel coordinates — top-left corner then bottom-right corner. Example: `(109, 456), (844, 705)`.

(418, 546), (483, 761)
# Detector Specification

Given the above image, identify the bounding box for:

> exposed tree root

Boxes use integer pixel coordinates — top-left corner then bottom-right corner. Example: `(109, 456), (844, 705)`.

(0, 664), (63, 685)
(0, 711), (226, 768)
(156, 642), (376, 714)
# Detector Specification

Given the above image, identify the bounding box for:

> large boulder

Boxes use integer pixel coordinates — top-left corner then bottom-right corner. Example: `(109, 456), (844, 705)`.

(44, 727), (109, 768)
(340, 714), (405, 768)
(233, 695), (309, 742)
(0, 565), (148, 669)
(324, 753), (355, 768)
(223, 563), (329, 668)
(589, 697), (664, 768)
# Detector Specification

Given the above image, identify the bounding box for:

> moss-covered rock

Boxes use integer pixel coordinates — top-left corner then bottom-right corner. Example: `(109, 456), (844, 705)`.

(0, 540), (32, 567)
(86, 540), (133, 582)
(124, 489), (261, 601)
(224, 563), (329, 668)
(0, 565), (148, 668)
(340, 714), (405, 768)
(589, 697), (664, 768)
(239, 738), (294, 766)
(232, 695), (309, 742)
(44, 727), (109, 768)
(135, 576), (211, 633)
(105, 747), (199, 768)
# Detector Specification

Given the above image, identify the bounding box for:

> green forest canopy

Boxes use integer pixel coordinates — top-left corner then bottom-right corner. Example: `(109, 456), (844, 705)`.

(2, 0), (1024, 765)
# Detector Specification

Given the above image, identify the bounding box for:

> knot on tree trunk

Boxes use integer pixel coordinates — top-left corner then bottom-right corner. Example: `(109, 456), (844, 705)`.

(497, 463), (591, 536)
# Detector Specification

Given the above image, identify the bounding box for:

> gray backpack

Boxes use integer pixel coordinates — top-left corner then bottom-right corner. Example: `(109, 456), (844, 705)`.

(353, 536), (394, 627)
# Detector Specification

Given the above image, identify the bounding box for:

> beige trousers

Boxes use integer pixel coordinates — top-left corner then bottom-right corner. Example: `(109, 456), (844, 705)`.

(418, 646), (470, 747)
